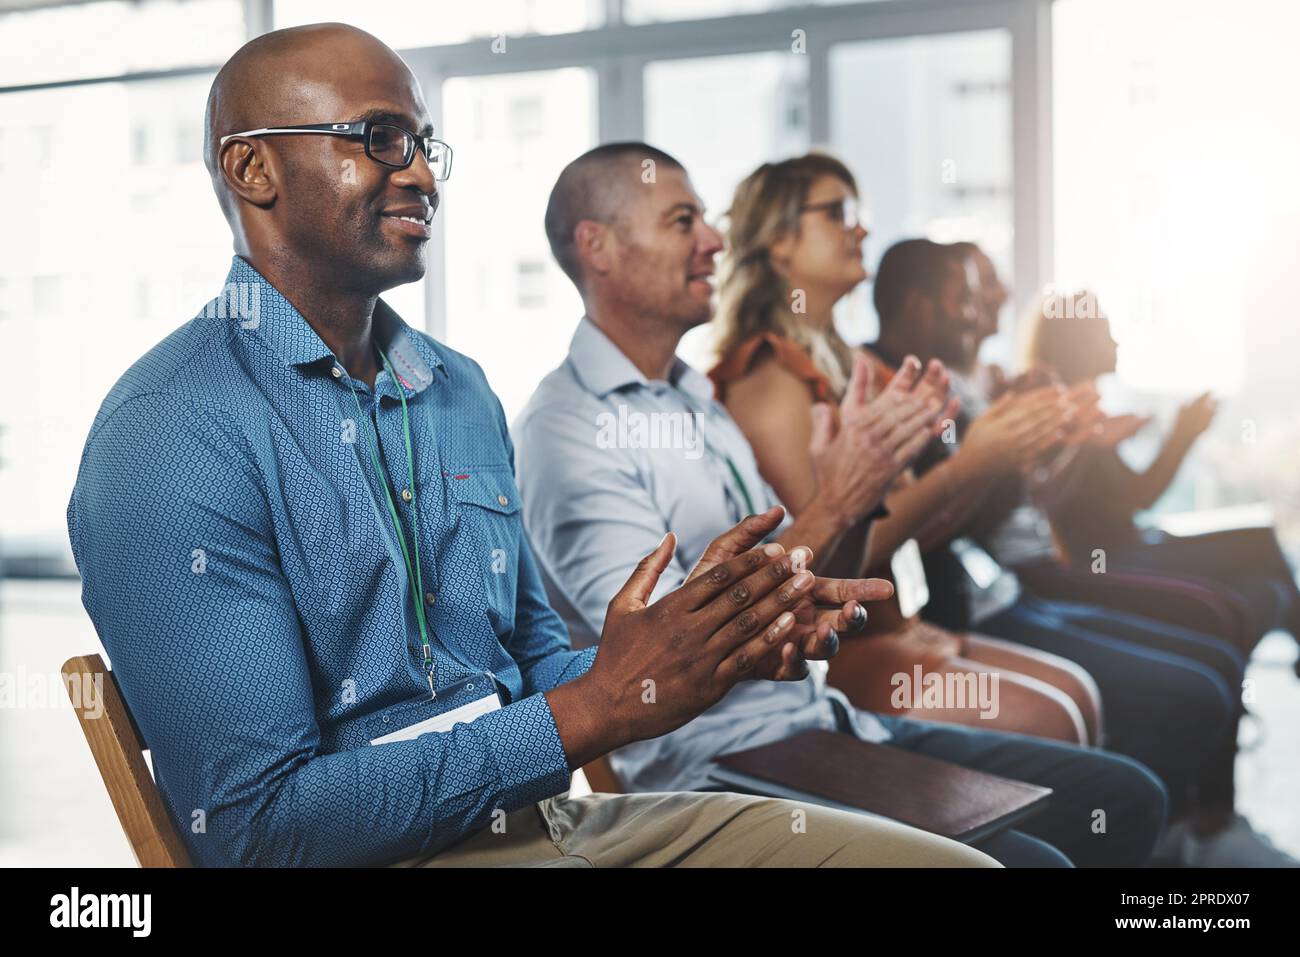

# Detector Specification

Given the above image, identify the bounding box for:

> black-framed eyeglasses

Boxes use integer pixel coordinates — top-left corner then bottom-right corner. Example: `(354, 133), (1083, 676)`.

(219, 121), (453, 180)
(799, 196), (864, 231)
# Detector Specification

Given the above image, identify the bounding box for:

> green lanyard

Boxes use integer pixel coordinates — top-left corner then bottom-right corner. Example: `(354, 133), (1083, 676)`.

(344, 349), (437, 699)
(667, 383), (757, 520)
(722, 454), (758, 518)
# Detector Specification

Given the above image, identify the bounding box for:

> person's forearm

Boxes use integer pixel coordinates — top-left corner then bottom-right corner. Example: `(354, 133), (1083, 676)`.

(775, 496), (853, 571)
(1130, 431), (1197, 511)
(910, 482), (991, 553)
(819, 516), (874, 578)
(545, 671), (633, 770)
(179, 694), (577, 867)
(864, 455), (996, 564)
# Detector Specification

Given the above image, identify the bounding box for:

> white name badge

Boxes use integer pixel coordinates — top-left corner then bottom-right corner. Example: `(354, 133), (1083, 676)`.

(890, 538), (931, 619)
(951, 537), (1003, 590)
(370, 692), (502, 746)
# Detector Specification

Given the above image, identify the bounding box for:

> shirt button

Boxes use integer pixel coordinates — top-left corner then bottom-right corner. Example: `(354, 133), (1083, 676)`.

(497, 494), (509, 506)
(401, 488), (413, 503)
(331, 366), (342, 379)
(425, 592), (436, 606)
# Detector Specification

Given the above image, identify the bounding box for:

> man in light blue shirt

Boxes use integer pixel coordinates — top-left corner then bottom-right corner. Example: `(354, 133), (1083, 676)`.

(515, 142), (1169, 867)
(517, 314), (898, 792)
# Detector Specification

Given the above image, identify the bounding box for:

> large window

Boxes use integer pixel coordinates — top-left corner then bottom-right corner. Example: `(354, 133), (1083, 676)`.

(0, 0), (245, 86)
(830, 29), (1012, 350)
(1053, 0), (1300, 553)
(0, 0), (1042, 566)
(0, 75), (228, 551)
(625, 0), (878, 24)
(441, 68), (597, 418)
(645, 52), (810, 223)
(645, 50), (810, 369)
(275, 0), (604, 48)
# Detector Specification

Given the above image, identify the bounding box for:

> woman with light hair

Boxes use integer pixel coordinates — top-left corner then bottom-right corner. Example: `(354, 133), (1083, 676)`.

(710, 153), (1103, 745)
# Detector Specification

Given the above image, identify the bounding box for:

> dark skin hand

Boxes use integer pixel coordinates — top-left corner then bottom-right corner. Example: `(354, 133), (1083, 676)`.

(683, 506), (894, 680)
(546, 519), (827, 769)
(1028, 381), (1106, 460)
(958, 386), (1066, 476)
(549, 509), (894, 771)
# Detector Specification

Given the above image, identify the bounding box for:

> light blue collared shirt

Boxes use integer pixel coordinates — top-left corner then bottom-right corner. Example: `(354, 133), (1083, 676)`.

(513, 317), (888, 793)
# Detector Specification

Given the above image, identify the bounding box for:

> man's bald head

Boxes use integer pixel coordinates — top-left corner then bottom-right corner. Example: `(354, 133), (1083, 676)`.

(207, 24), (407, 207)
(205, 23), (408, 171)
(200, 22), (437, 294)
(544, 142), (683, 289)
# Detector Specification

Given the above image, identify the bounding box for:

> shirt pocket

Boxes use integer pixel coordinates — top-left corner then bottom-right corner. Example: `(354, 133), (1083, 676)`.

(440, 417), (510, 470)
(445, 465), (521, 635)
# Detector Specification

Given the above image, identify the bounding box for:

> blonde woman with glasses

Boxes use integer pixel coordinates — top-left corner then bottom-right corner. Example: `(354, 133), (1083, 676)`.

(711, 153), (1101, 744)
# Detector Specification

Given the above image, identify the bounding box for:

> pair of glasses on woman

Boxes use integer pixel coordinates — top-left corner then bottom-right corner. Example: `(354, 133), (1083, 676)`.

(218, 120), (453, 181)
(799, 195), (865, 232)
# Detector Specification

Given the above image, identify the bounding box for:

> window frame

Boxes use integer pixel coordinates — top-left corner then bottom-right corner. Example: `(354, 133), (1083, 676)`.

(0, 0), (1054, 342)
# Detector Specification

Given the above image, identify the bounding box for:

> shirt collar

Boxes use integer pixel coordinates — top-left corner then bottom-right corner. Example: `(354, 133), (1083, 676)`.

(222, 255), (445, 395)
(565, 315), (714, 403)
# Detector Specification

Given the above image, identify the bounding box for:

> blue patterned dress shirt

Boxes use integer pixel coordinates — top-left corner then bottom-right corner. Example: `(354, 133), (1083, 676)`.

(67, 256), (594, 866)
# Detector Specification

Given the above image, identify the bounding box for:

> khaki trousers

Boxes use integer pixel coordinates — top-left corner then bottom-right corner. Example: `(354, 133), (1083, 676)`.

(391, 790), (1001, 868)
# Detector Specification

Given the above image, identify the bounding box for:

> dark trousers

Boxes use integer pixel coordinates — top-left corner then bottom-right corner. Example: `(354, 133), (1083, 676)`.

(1015, 559), (1258, 656)
(977, 594), (1243, 816)
(871, 713), (1168, 868)
(1109, 526), (1300, 644)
